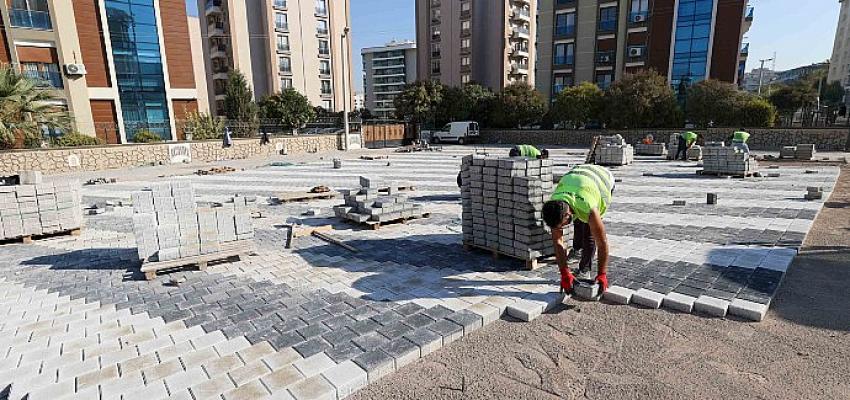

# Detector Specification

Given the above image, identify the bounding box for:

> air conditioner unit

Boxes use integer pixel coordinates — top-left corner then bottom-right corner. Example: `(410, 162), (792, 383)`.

(628, 47), (644, 57)
(599, 55), (611, 63)
(632, 13), (646, 23)
(64, 64), (87, 76)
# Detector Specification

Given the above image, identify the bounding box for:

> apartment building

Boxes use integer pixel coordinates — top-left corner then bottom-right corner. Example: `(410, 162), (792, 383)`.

(0, 0), (206, 143)
(361, 40), (417, 119)
(829, 0), (850, 98)
(415, 0), (537, 91)
(537, 0), (753, 100)
(199, 0), (354, 115)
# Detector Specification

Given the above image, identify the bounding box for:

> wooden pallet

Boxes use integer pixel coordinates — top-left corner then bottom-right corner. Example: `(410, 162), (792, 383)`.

(697, 170), (759, 178)
(349, 212), (430, 230)
(0, 228), (82, 246)
(377, 185), (416, 193)
(360, 155), (389, 160)
(463, 242), (548, 270)
(274, 191), (338, 203)
(140, 240), (254, 280)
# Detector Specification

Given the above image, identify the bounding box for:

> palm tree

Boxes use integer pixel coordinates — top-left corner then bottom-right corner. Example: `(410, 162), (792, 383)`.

(0, 65), (70, 148)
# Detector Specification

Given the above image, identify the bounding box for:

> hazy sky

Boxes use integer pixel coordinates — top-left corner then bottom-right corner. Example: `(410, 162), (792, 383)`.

(186, 0), (839, 91)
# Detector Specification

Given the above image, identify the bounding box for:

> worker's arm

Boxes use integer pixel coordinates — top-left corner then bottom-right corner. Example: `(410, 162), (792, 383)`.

(588, 209), (609, 281)
(551, 227), (575, 292)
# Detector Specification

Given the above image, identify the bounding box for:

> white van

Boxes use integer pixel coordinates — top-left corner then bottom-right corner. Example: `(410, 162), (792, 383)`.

(423, 121), (480, 145)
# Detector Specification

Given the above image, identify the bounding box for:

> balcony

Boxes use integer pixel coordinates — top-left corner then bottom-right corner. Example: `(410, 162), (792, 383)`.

(319, 48), (330, 58)
(317, 28), (329, 36)
(277, 44), (290, 53)
(319, 68), (331, 76)
(273, 0), (287, 10)
(275, 23), (289, 32)
(316, 6), (328, 16)
(431, 33), (441, 42)
(10, 9), (52, 30)
(431, 50), (441, 58)
(321, 89), (332, 96)
(209, 21), (226, 36)
(21, 69), (63, 89)
(460, 9), (471, 19)
(629, 11), (649, 24)
(205, 0), (222, 14)
(461, 28), (471, 37)
(212, 66), (229, 80)
(511, 46), (529, 58)
(211, 44), (228, 58)
(512, 0), (530, 5)
(596, 50), (615, 65)
(511, 7), (531, 22)
(741, 43), (749, 57)
(554, 25), (575, 37)
(553, 55), (574, 66)
(746, 6), (754, 21)
(598, 20), (616, 33)
(279, 66), (292, 75)
(626, 45), (646, 60)
(511, 26), (530, 40)
(510, 63), (529, 75)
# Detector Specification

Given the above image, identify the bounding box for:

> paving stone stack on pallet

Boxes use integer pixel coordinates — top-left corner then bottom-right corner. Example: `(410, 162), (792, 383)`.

(634, 143), (667, 156)
(0, 171), (82, 240)
(131, 180), (254, 263)
(460, 155), (555, 262)
(795, 144), (816, 160)
(593, 135), (634, 165)
(334, 176), (426, 223)
(702, 142), (759, 175)
(687, 145), (703, 160)
(780, 146), (796, 159)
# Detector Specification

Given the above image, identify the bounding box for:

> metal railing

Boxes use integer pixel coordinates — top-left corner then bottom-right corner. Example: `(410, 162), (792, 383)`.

(598, 20), (616, 32)
(10, 9), (52, 30)
(554, 55), (574, 65)
(555, 25), (575, 36)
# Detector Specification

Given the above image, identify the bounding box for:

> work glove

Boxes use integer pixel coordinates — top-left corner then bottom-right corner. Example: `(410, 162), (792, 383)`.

(559, 269), (575, 294)
(595, 273), (609, 293)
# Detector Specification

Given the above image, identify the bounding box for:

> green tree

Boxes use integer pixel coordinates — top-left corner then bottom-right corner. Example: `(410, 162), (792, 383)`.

(259, 88), (316, 132)
(552, 82), (603, 128)
(821, 80), (844, 107)
(223, 70), (259, 137)
(0, 65), (70, 149)
(602, 70), (682, 129)
(393, 80), (444, 125)
(686, 79), (739, 127)
(734, 96), (777, 128)
(488, 82), (547, 128)
(183, 111), (224, 140)
(769, 82), (816, 125)
(435, 84), (494, 126)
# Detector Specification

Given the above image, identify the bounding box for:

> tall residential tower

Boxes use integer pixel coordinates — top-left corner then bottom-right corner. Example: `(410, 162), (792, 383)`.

(361, 40), (417, 119)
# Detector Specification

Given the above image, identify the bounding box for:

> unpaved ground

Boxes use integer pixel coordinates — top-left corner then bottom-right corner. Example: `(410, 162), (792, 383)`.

(351, 165), (850, 400)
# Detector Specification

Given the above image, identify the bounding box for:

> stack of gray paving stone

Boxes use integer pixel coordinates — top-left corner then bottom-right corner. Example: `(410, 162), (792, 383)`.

(795, 144), (816, 160)
(460, 155), (555, 261)
(334, 176), (426, 223)
(804, 186), (823, 200)
(667, 133), (700, 160)
(634, 143), (667, 156)
(687, 145), (703, 161)
(132, 180), (254, 262)
(0, 171), (82, 240)
(702, 142), (759, 176)
(594, 135), (634, 165)
(780, 146), (796, 159)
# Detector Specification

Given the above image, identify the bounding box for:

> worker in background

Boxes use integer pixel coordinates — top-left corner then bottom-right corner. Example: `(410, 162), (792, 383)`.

(675, 131), (698, 161)
(509, 145), (550, 159)
(542, 164), (614, 294)
(730, 130), (750, 154)
(642, 134), (654, 145)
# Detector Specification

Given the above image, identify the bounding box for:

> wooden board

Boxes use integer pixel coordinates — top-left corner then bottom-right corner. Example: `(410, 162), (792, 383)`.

(697, 170), (759, 178)
(140, 240), (254, 280)
(377, 185), (416, 193)
(345, 212), (430, 230)
(274, 191), (338, 203)
(360, 155), (389, 160)
(1, 228), (82, 246)
(463, 242), (548, 270)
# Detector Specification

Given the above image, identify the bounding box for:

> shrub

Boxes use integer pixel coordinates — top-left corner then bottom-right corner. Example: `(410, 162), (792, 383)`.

(53, 132), (104, 147)
(552, 82), (604, 128)
(0, 129), (15, 150)
(736, 96), (777, 128)
(183, 111), (224, 140)
(23, 131), (43, 149)
(131, 129), (164, 143)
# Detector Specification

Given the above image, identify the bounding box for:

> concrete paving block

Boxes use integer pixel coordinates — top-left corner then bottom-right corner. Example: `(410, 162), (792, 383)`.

(506, 299), (544, 322)
(288, 374), (337, 400)
(164, 367), (209, 394)
(727, 299), (769, 322)
(260, 365), (304, 392)
(321, 360), (368, 399)
(293, 353), (336, 378)
(352, 349), (394, 384)
(190, 375), (237, 399)
(662, 292), (697, 313)
(466, 302), (501, 325)
(202, 353), (245, 378)
(403, 328), (442, 357)
(221, 379), (271, 400)
(382, 337), (420, 369)
(693, 295), (730, 317)
(526, 291), (565, 312)
(631, 289), (665, 309)
(229, 360), (272, 385)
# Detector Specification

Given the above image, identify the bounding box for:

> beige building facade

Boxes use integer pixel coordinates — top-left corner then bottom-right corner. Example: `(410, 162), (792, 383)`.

(415, 0), (537, 91)
(829, 0), (850, 92)
(199, 0), (354, 115)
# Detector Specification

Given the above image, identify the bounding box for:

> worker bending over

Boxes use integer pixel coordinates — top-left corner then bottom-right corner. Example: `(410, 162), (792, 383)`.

(542, 165), (614, 293)
(642, 134), (654, 145)
(675, 131), (698, 161)
(509, 145), (549, 159)
(730, 130), (750, 154)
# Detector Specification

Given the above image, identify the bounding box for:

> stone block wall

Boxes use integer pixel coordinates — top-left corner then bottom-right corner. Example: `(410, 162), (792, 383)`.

(480, 128), (850, 151)
(0, 135), (340, 175)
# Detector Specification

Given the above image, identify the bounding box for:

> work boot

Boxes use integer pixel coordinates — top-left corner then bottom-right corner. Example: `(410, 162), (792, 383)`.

(575, 267), (593, 281)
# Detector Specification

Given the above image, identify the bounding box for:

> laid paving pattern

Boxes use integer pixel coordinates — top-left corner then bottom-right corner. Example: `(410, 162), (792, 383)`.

(0, 146), (838, 399)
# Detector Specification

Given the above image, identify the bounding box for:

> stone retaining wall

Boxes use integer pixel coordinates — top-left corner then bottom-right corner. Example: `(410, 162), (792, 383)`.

(0, 135), (340, 175)
(480, 128), (850, 151)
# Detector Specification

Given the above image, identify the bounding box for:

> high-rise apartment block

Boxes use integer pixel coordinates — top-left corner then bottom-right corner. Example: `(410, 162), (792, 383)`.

(415, 0), (537, 91)
(199, 0), (354, 115)
(361, 40), (417, 119)
(829, 0), (850, 97)
(0, 0), (206, 143)
(535, 0), (752, 100)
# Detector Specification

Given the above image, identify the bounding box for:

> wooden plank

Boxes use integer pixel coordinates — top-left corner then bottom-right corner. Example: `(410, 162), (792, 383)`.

(311, 231), (358, 252)
(463, 242), (547, 271)
(140, 240), (254, 279)
(274, 191), (338, 203)
(1, 228), (83, 246)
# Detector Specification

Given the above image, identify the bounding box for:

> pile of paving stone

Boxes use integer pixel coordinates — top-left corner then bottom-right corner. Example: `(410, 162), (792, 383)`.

(334, 176), (426, 223)
(0, 171), (82, 240)
(460, 156), (555, 261)
(779, 144), (817, 160)
(594, 135), (634, 165)
(667, 133), (704, 160)
(634, 143), (667, 156)
(132, 180), (254, 262)
(702, 142), (759, 176)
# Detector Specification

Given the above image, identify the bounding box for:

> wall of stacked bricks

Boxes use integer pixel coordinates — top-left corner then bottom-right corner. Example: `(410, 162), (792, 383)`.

(0, 135), (340, 175)
(702, 143), (760, 175)
(593, 135), (635, 166)
(480, 128), (849, 151)
(334, 177), (425, 223)
(460, 156), (556, 261)
(0, 171), (82, 240)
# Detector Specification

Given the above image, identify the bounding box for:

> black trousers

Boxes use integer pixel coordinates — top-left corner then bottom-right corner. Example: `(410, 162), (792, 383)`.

(676, 136), (688, 160)
(573, 219), (595, 272)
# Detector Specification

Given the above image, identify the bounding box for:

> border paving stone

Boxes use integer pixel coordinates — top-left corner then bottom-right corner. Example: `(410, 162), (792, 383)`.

(321, 360), (369, 399)
(287, 374), (337, 400)
(631, 289), (665, 309)
(352, 349), (395, 383)
(662, 292), (697, 313)
(728, 298), (769, 322)
(694, 295), (730, 317)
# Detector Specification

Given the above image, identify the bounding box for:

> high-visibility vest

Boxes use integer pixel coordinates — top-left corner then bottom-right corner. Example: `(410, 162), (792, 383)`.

(550, 165), (614, 223)
(732, 131), (750, 143)
(516, 144), (541, 158)
(682, 131), (698, 145)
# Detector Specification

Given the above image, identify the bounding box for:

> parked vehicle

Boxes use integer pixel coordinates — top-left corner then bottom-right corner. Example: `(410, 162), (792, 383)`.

(422, 121), (480, 145)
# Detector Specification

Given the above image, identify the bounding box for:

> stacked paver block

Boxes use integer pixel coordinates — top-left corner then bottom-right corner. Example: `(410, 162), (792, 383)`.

(334, 177), (426, 223)
(804, 186), (823, 200)
(634, 143), (667, 156)
(132, 180), (254, 262)
(702, 142), (759, 176)
(0, 173), (82, 240)
(780, 146), (796, 159)
(687, 145), (703, 161)
(795, 144), (816, 160)
(593, 135), (634, 166)
(460, 155), (555, 262)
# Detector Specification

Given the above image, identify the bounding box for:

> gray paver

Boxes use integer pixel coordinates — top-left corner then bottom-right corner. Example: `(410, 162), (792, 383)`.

(321, 360), (368, 399)
(352, 349), (395, 383)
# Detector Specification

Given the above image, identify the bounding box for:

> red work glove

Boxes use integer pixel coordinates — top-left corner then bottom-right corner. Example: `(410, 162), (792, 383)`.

(559, 269), (575, 294)
(595, 273), (609, 292)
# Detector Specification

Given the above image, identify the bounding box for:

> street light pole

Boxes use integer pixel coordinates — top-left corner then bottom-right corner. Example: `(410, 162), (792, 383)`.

(757, 57), (773, 96)
(341, 26), (351, 151)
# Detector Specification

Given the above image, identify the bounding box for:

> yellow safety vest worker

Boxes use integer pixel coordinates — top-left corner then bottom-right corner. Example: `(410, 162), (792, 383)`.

(550, 165), (615, 223)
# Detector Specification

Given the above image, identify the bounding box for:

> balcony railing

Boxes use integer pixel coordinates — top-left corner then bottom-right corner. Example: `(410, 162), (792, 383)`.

(596, 51), (615, 64)
(554, 55), (574, 66)
(274, 0), (287, 9)
(319, 68), (331, 76)
(746, 6), (754, 21)
(279, 66), (292, 74)
(319, 48), (330, 56)
(21, 69), (63, 89)
(277, 44), (290, 52)
(316, 6), (327, 16)
(276, 23), (289, 31)
(555, 25), (575, 36)
(431, 50), (441, 58)
(205, 0), (222, 10)
(741, 43), (749, 56)
(321, 88), (332, 95)
(10, 9), (52, 30)
(598, 20), (616, 33)
(317, 27), (329, 35)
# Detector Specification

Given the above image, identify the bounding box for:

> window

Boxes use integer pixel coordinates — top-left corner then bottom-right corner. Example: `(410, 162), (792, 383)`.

(9, 0), (51, 30)
(279, 57), (291, 73)
(431, 43), (441, 57)
(319, 60), (331, 75)
(554, 43), (574, 65)
(315, 0), (327, 15)
(277, 35), (290, 51)
(319, 40), (330, 56)
(461, 1), (470, 12)
(555, 12), (575, 36)
(553, 74), (573, 95)
(275, 13), (288, 30)
(596, 72), (613, 89)
(671, 0), (714, 90)
(321, 80), (332, 94)
(462, 74), (470, 84)
(281, 78), (292, 89)
(322, 100), (332, 110)
(274, 0), (286, 8)
(630, 0), (649, 21)
(431, 60), (441, 74)
(461, 56), (470, 66)
(317, 20), (328, 35)
(431, 8), (441, 21)
(20, 62), (62, 88)
(461, 20), (471, 31)
(461, 38), (470, 48)
(598, 7), (617, 32)
(431, 26), (441, 39)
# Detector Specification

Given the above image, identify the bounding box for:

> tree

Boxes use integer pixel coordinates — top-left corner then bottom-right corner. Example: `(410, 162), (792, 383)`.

(686, 79), (739, 127)
(735, 96), (776, 128)
(768, 82), (816, 125)
(0, 65), (70, 149)
(435, 84), (494, 126)
(602, 70), (682, 129)
(223, 70), (259, 137)
(259, 88), (316, 132)
(488, 82), (547, 128)
(393, 80), (443, 125)
(551, 82), (603, 128)
(183, 111), (225, 140)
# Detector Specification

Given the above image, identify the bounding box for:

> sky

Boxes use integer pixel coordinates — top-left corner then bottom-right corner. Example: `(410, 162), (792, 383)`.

(186, 0), (838, 88)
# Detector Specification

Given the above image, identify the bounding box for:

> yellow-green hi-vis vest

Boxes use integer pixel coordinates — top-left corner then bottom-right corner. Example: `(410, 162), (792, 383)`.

(516, 145), (541, 158)
(550, 165), (614, 223)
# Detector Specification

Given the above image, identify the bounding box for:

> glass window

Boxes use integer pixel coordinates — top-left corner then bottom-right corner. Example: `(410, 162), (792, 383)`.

(281, 78), (292, 88)
(322, 100), (332, 110)
(279, 57), (291, 72)
(431, 60), (441, 74)
(554, 43), (574, 65)
(670, 0), (714, 90)
(319, 40), (330, 55)
(595, 72), (613, 89)
(555, 12), (575, 36)
(319, 60), (330, 75)
(321, 80), (332, 94)
(277, 35), (289, 51)
(599, 7), (617, 32)
(461, 38), (470, 48)
(431, 26), (440, 38)
(462, 74), (470, 84)
(431, 43), (441, 57)
(276, 13), (288, 30)
(461, 20), (470, 30)
(315, 0), (327, 15)
(317, 20), (328, 35)
(553, 74), (573, 95)
(631, 0), (648, 13)
(461, 56), (470, 66)
(461, 1), (470, 11)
